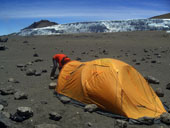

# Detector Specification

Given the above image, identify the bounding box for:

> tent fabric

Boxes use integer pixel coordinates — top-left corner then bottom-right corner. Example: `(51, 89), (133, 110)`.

(56, 58), (166, 119)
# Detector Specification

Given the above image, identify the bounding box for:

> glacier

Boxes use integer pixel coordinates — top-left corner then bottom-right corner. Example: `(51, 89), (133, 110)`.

(18, 19), (170, 36)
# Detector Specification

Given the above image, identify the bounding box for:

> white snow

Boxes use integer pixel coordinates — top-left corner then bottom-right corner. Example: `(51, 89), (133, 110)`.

(18, 19), (170, 36)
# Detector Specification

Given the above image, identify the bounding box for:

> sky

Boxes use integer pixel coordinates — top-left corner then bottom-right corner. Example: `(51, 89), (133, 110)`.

(0, 0), (170, 35)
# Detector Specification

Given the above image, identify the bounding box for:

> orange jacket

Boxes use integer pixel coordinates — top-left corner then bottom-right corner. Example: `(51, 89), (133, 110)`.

(53, 54), (69, 68)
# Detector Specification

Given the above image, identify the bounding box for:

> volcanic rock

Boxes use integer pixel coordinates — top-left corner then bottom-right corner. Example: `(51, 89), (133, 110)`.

(0, 112), (12, 128)
(103, 49), (108, 55)
(84, 104), (98, 113)
(35, 71), (41, 76)
(151, 60), (157, 63)
(166, 83), (170, 90)
(155, 88), (164, 97)
(76, 57), (81, 60)
(49, 82), (56, 89)
(14, 91), (28, 100)
(135, 62), (140, 65)
(17, 64), (26, 68)
(0, 45), (6, 50)
(11, 107), (33, 122)
(49, 112), (62, 121)
(0, 87), (16, 95)
(160, 113), (170, 124)
(0, 105), (4, 111)
(59, 96), (70, 104)
(23, 40), (28, 43)
(115, 119), (128, 128)
(1, 111), (10, 119)
(86, 122), (92, 127)
(137, 116), (154, 125)
(144, 75), (160, 84)
(34, 58), (43, 62)
(8, 78), (19, 83)
(33, 53), (39, 57)
(26, 69), (36, 76)
(17, 107), (33, 117)
(42, 69), (47, 73)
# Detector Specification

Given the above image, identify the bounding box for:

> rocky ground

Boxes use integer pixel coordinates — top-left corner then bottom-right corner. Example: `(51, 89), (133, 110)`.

(0, 31), (170, 128)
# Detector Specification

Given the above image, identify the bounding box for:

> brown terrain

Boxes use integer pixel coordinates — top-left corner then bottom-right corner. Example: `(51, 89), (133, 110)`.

(150, 13), (170, 19)
(0, 13), (170, 128)
(0, 30), (170, 128)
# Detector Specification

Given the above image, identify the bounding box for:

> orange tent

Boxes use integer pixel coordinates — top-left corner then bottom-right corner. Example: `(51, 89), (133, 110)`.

(56, 58), (166, 119)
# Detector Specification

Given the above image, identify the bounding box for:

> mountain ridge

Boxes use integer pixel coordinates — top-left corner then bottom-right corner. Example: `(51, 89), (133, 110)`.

(18, 13), (170, 36)
(150, 13), (170, 19)
(22, 20), (58, 30)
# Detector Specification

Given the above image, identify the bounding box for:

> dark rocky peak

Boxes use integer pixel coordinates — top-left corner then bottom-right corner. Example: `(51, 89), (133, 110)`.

(23, 20), (58, 30)
(150, 13), (170, 19)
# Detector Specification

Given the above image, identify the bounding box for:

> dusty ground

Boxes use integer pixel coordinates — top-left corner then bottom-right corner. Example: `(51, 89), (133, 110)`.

(0, 31), (170, 128)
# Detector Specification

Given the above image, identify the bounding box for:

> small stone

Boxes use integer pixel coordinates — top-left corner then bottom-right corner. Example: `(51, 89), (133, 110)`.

(76, 57), (81, 60)
(84, 104), (98, 113)
(35, 124), (60, 128)
(116, 119), (127, 128)
(34, 58), (43, 62)
(87, 122), (92, 127)
(27, 61), (33, 65)
(35, 71), (41, 76)
(20, 67), (27, 71)
(81, 52), (86, 54)
(49, 82), (56, 89)
(26, 69), (36, 76)
(1, 111), (10, 119)
(135, 62), (140, 65)
(14, 91), (28, 100)
(8, 78), (19, 83)
(23, 41), (28, 43)
(0, 104), (4, 111)
(16, 64), (25, 68)
(0, 112), (12, 128)
(33, 53), (39, 57)
(141, 58), (145, 61)
(137, 116), (154, 125)
(59, 96), (70, 104)
(0, 45), (6, 50)
(116, 119), (128, 128)
(155, 88), (164, 97)
(160, 113), (170, 124)
(166, 83), (170, 90)
(157, 55), (161, 58)
(144, 75), (160, 84)
(0, 87), (16, 95)
(103, 49), (108, 55)
(151, 60), (157, 63)
(49, 112), (62, 121)
(42, 69), (47, 73)
(17, 107), (33, 118)
(144, 49), (148, 53)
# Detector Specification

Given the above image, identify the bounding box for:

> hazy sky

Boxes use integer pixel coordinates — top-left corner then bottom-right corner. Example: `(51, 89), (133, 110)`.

(0, 0), (170, 35)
